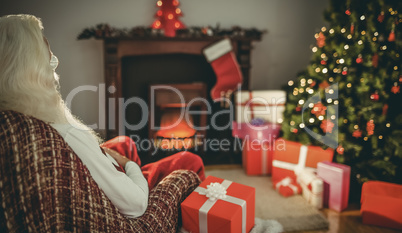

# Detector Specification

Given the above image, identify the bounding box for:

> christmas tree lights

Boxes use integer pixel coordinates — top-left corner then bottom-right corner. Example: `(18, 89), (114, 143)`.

(282, 0), (402, 184)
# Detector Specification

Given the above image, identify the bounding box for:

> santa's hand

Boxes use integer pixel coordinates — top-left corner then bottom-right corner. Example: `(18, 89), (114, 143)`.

(102, 147), (131, 168)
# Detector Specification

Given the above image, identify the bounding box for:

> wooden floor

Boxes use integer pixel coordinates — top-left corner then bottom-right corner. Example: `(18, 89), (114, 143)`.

(205, 165), (401, 233)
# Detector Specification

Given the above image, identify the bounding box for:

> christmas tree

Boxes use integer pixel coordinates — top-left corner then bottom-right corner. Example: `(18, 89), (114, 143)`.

(282, 0), (402, 184)
(151, 0), (186, 37)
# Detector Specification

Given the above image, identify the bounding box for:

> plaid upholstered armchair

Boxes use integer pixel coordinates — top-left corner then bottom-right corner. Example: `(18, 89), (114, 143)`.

(0, 110), (201, 232)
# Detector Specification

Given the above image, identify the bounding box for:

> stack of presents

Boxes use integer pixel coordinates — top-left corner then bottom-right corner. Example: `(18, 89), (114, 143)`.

(178, 90), (402, 232)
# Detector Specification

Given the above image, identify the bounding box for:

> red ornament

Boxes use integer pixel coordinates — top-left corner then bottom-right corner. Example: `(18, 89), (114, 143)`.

(296, 106), (302, 112)
(316, 32), (326, 48)
(378, 11), (385, 23)
(151, 0), (186, 37)
(399, 75), (402, 83)
(321, 120), (335, 133)
(388, 23), (396, 42)
(345, 9), (351, 15)
(352, 129), (362, 138)
(350, 23), (355, 34)
(311, 102), (327, 117)
(319, 81), (330, 89)
(321, 60), (327, 65)
(382, 104), (389, 116)
(356, 57), (363, 64)
(391, 85), (400, 94)
(372, 54), (379, 68)
(336, 145), (345, 154)
(370, 92), (379, 101)
(342, 70), (348, 75)
(292, 128), (298, 133)
(310, 81), (317, 87)
(366, 120), (375, 136)
(388, 31), (395, 42)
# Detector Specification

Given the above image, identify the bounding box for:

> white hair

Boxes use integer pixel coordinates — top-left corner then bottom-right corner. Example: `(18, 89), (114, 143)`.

(0, 14), (102, 141)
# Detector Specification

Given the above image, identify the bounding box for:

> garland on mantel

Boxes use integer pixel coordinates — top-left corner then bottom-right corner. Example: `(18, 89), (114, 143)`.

(77, 23), (266, 40)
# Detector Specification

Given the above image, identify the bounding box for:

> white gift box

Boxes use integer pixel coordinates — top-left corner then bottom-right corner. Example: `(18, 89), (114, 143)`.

(235, 90), (286, 124)
(297, 169), (324, 209)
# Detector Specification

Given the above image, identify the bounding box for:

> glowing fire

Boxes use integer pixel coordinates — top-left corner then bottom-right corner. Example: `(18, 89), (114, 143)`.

(155, 109), (196, 150)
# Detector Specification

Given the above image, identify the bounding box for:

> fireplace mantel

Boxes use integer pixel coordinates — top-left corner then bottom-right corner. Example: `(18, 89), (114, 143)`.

(103, 37), (260, 139)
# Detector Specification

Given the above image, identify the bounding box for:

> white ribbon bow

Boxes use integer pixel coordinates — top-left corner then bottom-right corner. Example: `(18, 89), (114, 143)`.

(276, 177), (299, 194)
(199, 182), (227, 201)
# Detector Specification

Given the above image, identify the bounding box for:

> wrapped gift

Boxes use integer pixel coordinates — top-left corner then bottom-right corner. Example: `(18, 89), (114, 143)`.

(297, 169), (324, 209)
(361, 181), (402, 230)
(273, 177), (302, 197)
(242, 140), (273, 175)
(181, 176), (255, 233)
(272, 139), (334, 182)
(317, 161), (350, 212)
(235, 90), (286, 124)
(233, 121), (281, 175)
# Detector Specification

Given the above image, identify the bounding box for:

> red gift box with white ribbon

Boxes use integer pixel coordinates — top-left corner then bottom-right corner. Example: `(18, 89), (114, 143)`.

(181, 176), (255, 233)
(273, 177), (302, 197)
(232, 121), (281, 176)
(272, 139), (334, 183)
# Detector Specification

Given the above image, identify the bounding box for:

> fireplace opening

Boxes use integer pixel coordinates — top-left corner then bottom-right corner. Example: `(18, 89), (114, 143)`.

(150, 83), (207, 153)
(121, 53), (240, 165)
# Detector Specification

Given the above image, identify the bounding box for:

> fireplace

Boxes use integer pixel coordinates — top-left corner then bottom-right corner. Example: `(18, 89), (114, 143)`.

(102, 37), (260, 164)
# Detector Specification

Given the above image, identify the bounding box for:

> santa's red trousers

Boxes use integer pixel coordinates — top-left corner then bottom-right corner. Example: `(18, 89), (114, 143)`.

(101, 136), (205, 190)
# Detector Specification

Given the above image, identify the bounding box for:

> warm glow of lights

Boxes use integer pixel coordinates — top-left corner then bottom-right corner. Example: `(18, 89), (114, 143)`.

(328, 89), (334, 94)
(344, 45), (349, 50)
(379, 135), (383, 139)
(322, 68), (328, 73)
(347, 34), (352, 39)
(157, 10), (163, 16)
(299, 99), (305, 105)
(299, 123), (305, 128)
(329, 77), (334, 82)
(175, 22), (180, 28)
(347, 83), (352, 88)
(168, 14), (174, 19)
(334, 100), (339, 105)
(155, 20), (161, 28)
(290, 121), (295, 126)
(318, 115), (324, 120)
(309, 103), (314, 108)
(157, 0), (163, 6)
(327, 98), (332, 103)
(288, 80), (294, 86)
(329, 29), (334, 34)
(361, 31), (366, 35)
(312, 47), (318, 52)
(309, 118), (315, 123)
(341, 28), (346, 33)
(176, 8), (181, 14)
(386, 123), (391, 127)
(358, 40), (363, 45)
(360, 15), (365, 20)
(331, 115), (336, 120)
(173, 0), (179, 6)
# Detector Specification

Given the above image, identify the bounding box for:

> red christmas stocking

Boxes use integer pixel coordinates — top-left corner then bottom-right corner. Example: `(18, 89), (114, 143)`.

(203, 38), (243, 101)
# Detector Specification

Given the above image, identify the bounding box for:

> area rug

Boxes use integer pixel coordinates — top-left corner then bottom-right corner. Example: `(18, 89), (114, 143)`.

(203, 168), (329, 232)
(179, 218), (283, 233)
